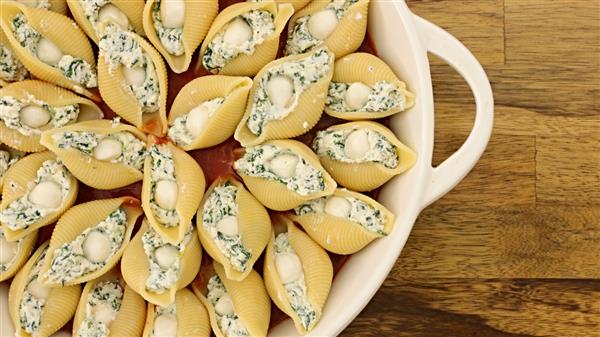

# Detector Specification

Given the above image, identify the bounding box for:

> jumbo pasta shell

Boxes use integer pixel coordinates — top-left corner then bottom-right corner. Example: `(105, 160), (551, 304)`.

(121, 221), (202, 307)
(168, 75), (252, 150)
(40, 120), (148, 190)
(286, 0), (368, 59)
(275, 0), (310, 11)
(293, 188), (395, 254)
(0, 229), (37, 281)
(0, 80), (103, 153)
(142, 141), (205, 245)
(72, 270), (146, 337)
(1, 151), (78, 241)
(199, 1), (294, 76)
(143, 0), (218, 73)
(264, 214), (332, 334)
(142, 288), (211, 337)
(0, 29), (28, 87)
(38, 197), (142, 286)
(67, 0), (145, 44)
(314, 121), (416, 191)
(14, 0), (69, 15)
(235, 139), (337, 211)
(8, 242), (81, 337)
(324, 53), (415, 119)
(234, 47), (334, 147)
(0, 3), (98, 99)
(196, 177), (270, 281)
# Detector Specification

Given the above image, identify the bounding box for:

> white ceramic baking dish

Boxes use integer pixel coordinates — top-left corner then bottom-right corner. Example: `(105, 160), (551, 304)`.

(0, 1), (493, 336)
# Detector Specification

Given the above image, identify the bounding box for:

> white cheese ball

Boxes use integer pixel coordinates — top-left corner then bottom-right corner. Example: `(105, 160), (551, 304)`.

(27, 279), (50, 300)
(0, 237), (18, 264)
(266, 76), (294, 109)
(155, 179), (178, 210)
(92, 303), (115, 326)
(186, 104), (211, 137)
(324, 196), (352, 218)
(345, 82), (372, 110)
(92, 138), (122, 162)
(160, 0), (186, 29)
(275, 252), (302, 284)
(19, 105), (51, 128)
(268, 153), (298, 179)
(98, 4), (130, 29)
(214, 293), (234, 315)
(37, 37), (63, 66)
(153, 314), (177, 337)
(83, 230), (112, 263)
(223, 18), (252, 46)
(307, 9), (338, 40)
(154, 245), (178, 269)
(216, 216), (239, 237)
(123, 65), (146, 87)
(344, 129), (370, 160)
(28, 181), (62, 209)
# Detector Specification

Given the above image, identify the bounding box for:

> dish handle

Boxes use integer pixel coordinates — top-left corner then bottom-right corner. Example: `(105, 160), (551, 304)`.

(414, 15), (495, 209)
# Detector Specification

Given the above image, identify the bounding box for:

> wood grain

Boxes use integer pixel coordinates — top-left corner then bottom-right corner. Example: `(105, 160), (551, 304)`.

(344, 0), (600, 336)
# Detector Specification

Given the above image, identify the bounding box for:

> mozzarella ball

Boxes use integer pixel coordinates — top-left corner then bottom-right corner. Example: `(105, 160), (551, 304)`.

(93, 138), (122, 162)
(153, 314), (177, 337)
(267, 76), (294, 109)
(0, 237), (18, 264)
(29, 181), (62, 209)
(223, 18), (252, 46)
(345, 82), (372, 110)
(20, 105), (51, 128)
(155, 179), (178, 210)
(154, 245), (178, 269)
(275, 252), (302, 284)
(92, 303), (116, 326)
(325, 196), (352, 218)
(98, 4), (130, 29)
(37, 37), (63, 66)
(268, 153), (298, 179)
(344, 129), (370, 160)
(83, 230), (112, 263)
(186, 104), (211, 137)
(216, 216), (239, 237)
(27, 279), (50, 300)
(214, 293), (234, 315)
(307, 9), (338, 40)
(123, 66), (146, 87)
(160, 0), (186, 28)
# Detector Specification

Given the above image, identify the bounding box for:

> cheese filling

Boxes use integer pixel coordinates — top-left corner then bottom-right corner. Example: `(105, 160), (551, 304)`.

(80, 0), (132, 36)
(76, 278), (124, 337)
(0, 149), (20, 181)
(201, 181), (251, 272)
(0, 95), (79, 136)
(168, 97), (225, 146)
(206, 275), (249, 337)
(313, 128), (399, 169)
(234, 144), (325, 196)
(326, 81), (405, 113)
(152, 0), (185, 56)
(202, 9), (275, 72)
(151, 303), (177, 337)
(246, 47), (332, 136)
(19, 246), (49, 335)
(0, 160), (72, 231)
(43, 208), (127, 285)
(0, 228), (22, 272)
(0, 42), (28, 83)
(148, 145), (179, 227)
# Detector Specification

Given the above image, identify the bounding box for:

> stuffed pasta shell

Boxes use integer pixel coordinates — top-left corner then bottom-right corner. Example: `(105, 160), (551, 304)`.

(0, 80), (103, 152)
(121, 220), (202, 307)
(0, 151), (78, 241)
(199, 1), (293, 76)
(143, 0), (218, 73)
(192, 261), (270, 337)
(72, 270), (146, 337)
(0, 144), (23, 190)
(6, 0), (68, 14)
(325, 53), (415, 119)
(0, 29), (28, 86)
(0, 227), (37, 281)
(168, 75), (252, 150)
(312, 121), (416, 191)
(285, 0), (368, 58)
(234, 47), (334, 146)
(38, 197), (142, 286)
(142, 141), (205, 244)
(97, 22), (168, 136)
(234, 139), (336, 211)
(41, 119), (148, 190)
(0, 2), (98, 98)
(141, 288), (211, 337)
(197, 177), (270, 281)
(8, 242), (81, 337)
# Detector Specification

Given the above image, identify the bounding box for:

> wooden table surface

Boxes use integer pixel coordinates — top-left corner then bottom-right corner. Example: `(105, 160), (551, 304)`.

(343, 1), (600, 336)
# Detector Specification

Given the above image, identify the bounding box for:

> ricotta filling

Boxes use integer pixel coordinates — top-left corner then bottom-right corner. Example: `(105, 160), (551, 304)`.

(76, 278), (124, 337)
(202, 9), (275, 72)
(142, 225), (192, 293)
(0, 160), (72, 231)
(285, 0), (358, 55)
(53, 131), (147, 171)
(11, 14), (98, 87)
(152, 0), (184, 56)
(148, 144), (179, 227)
(80, 0), (133, 36)
(43, 208), (127, 285)
(326, 81), (405, 113)
(0, 95), (79, 136)
(0, 149), (20, 180)
(207, 275), (249, 337)
(19, 246), (48, 335)
(98, 25), (161, 113)
(168, 97), (225, 146)
(0, 42), (28, 82)
(151, 303), (177, 337)
(295, 195), (386, 234)
(234, 144), (325, 196)
(0, 227), (22, 272)
(246, 47), (331, 136)
(201, 182), (252, 272)
(273, 233), (317, 330)
(312, 128), (399, 168)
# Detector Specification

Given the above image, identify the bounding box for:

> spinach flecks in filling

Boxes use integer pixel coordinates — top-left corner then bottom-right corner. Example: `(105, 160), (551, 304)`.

(19, 246), (48, 335)
(326, 81), (405, 113)
(152, 0), (184, 56)
(80, 0), (133, 37)
(0, 149), (20, 181)
(148, 144), (179, 227)
(0, 95), (80, 136)
(0, 43), (28, 82)
(206, 275), (249, 337)
(77, 278), (124, 337)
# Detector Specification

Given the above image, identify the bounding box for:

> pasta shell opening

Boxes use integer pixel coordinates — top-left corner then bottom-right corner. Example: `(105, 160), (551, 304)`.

(0, 229), (37, 282)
